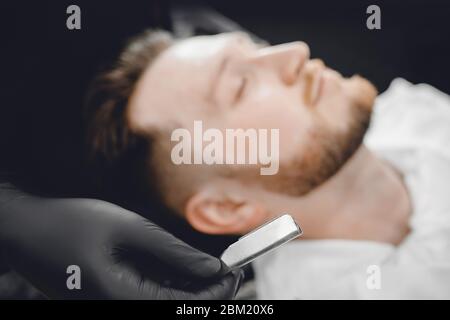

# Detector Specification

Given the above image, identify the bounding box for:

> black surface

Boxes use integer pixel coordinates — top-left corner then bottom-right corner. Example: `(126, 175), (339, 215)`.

(201, 0), (450, 94)
(1, 1), (171, 196)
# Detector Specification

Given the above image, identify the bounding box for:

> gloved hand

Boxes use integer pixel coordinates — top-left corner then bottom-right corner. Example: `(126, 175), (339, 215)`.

(0, 183), (243, 299)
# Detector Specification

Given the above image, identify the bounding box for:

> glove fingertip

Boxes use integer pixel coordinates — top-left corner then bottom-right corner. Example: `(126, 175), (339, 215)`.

(217, 259), (231, 276)
(186, 255), (229, 279)
(216, 268), (244, 299)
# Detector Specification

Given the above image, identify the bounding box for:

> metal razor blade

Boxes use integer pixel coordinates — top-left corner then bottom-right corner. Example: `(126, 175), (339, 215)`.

(220, 214), (302, 269)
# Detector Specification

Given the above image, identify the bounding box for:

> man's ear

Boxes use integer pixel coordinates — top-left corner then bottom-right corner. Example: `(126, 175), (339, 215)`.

(185, 185), (267, 235)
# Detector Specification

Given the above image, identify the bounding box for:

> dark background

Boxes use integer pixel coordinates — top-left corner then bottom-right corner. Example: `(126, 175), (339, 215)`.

(207, 0), (450, 94)
(1, 0), (449, 255)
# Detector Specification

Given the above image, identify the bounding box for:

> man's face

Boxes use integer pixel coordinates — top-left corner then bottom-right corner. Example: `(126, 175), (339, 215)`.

(127, 33), (377, 233)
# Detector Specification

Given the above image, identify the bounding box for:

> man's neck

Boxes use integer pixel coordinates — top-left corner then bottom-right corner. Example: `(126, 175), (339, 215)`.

(267, 146), (412, 245)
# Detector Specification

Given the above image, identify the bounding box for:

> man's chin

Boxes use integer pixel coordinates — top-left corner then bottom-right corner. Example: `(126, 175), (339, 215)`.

(348, 75), (378, 111)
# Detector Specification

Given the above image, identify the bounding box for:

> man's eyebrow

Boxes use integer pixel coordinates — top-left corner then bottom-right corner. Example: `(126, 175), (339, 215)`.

(206, 54), (231, 103)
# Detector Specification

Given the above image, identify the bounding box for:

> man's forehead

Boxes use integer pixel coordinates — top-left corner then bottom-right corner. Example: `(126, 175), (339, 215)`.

(127, 33), (253, 132)
(161, 32), (253, 64)
(128, 35), (225, 130)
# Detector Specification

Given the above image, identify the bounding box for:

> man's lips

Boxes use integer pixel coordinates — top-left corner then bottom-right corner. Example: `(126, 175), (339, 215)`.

(303, 66), (324, 107)
(310, 68), (324, 105)
(311, 67), (344, 106)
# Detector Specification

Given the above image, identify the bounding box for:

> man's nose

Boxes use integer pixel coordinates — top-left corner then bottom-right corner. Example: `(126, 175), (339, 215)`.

(249, 42), (310, 85)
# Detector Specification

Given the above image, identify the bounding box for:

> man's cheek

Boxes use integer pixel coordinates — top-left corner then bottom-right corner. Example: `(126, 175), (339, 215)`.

(345, 76), (378, 111)
(316, 94), (352, 130)
(278, 129), (307, 163)
(233, 107), (304, 135)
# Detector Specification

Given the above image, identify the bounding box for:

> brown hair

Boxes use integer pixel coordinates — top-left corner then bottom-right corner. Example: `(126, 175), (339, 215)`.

(84, 30), (173, 201)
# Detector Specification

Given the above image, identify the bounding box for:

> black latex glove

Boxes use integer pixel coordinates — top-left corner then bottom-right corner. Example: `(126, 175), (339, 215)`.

(0, 183), (243, 299)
